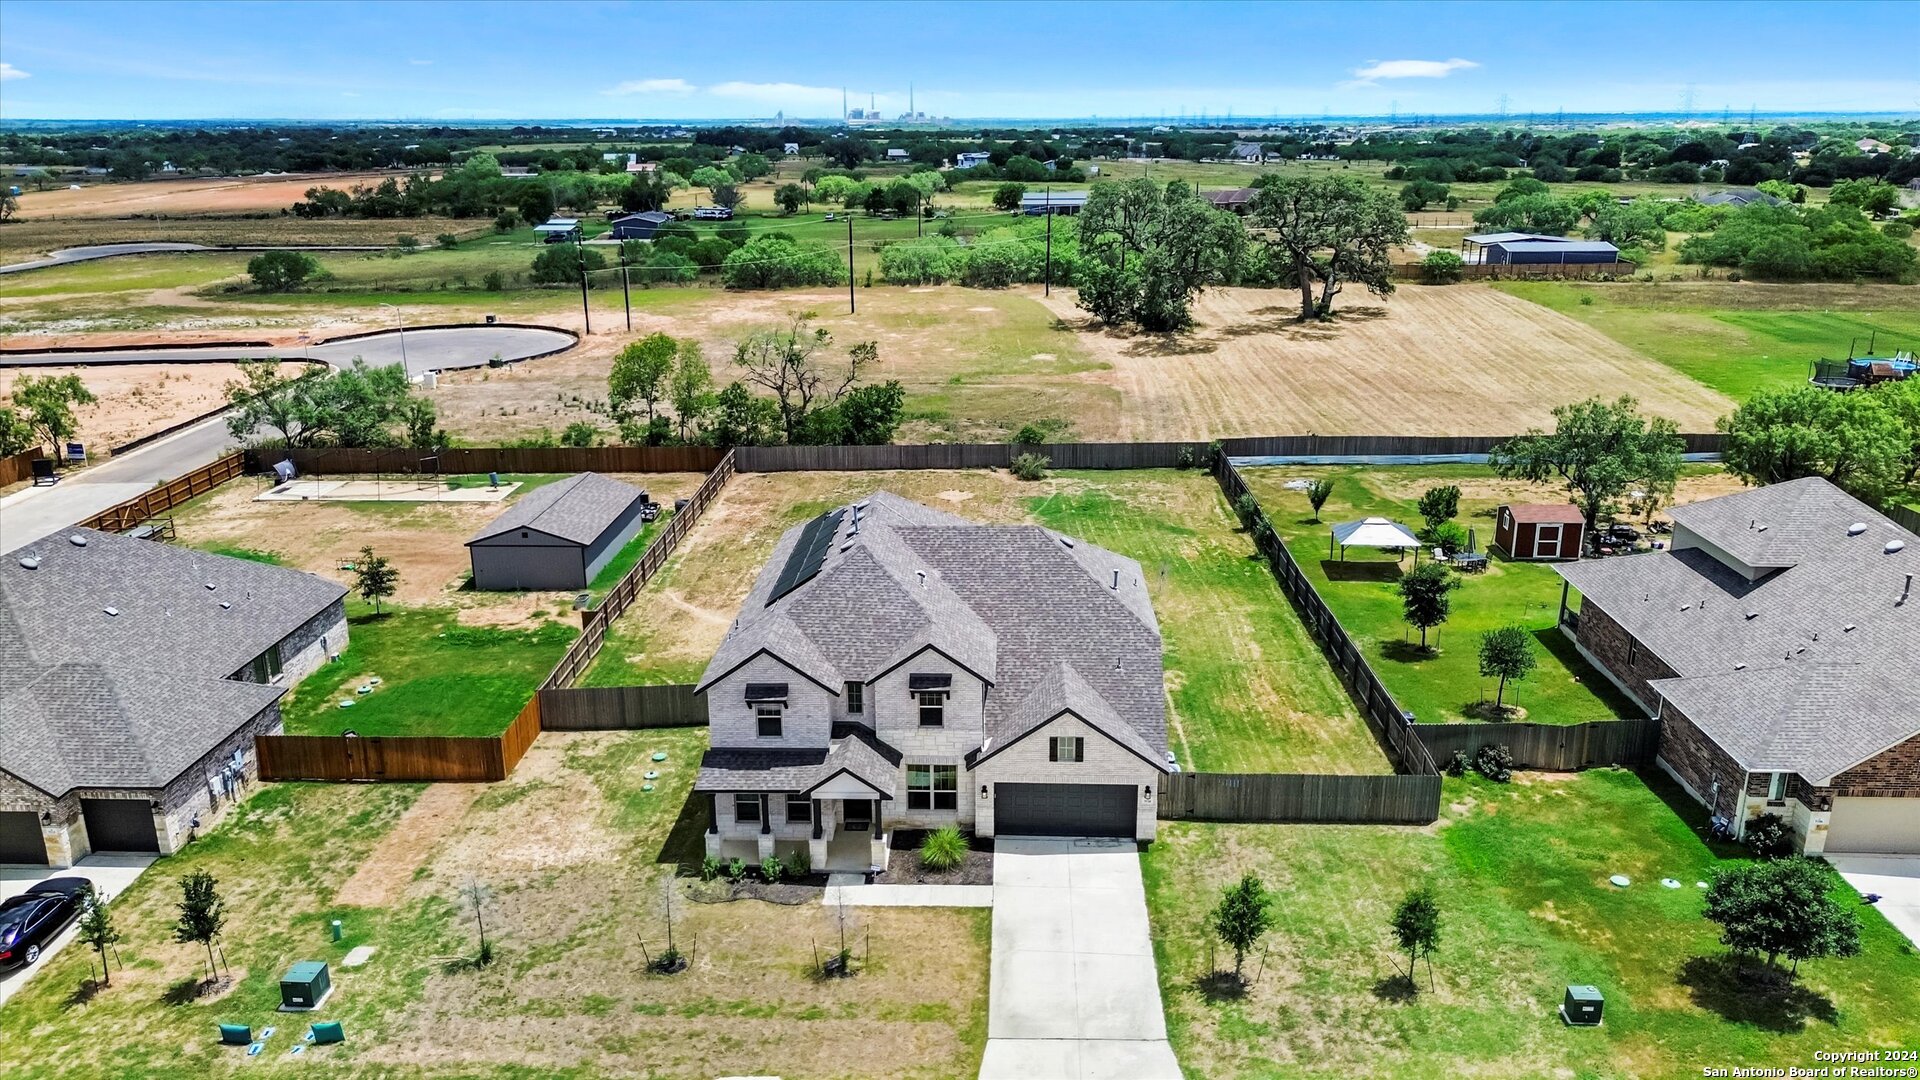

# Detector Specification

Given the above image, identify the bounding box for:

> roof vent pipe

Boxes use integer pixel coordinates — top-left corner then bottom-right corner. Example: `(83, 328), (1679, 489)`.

(916, 570), (926, 587)
(1112, 568), (1120, 590)
(1901, 573), (1913, 606)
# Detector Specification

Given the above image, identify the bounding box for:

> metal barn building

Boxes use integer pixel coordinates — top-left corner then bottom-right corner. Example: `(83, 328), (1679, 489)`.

(609, 211), (672, 241)
(1479, 239), (1621, 266)
(466, 473), (653, 591)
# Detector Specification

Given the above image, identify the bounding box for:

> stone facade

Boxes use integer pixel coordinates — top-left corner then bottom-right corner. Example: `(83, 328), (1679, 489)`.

(706, 653), (837, 751)
(973, 713), (1160, 841)
(1570, 600), (1675, 714)
(871, 650), (983, 831)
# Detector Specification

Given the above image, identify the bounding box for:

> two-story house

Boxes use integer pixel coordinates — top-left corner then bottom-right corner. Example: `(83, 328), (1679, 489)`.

(1555, 477), (1919, 856)
(693, 492), (1172, 872)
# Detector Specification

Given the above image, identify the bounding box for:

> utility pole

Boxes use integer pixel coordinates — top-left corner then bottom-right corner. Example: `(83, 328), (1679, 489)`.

(575, 232), (591, 336)
(846, 211), (855, 315)
(619, 239), (632, 332)
(1042, 187), (1053, 297)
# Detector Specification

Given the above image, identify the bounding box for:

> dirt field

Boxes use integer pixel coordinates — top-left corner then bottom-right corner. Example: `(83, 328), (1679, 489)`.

(10, 172), (416, 218)
(0, 361), (301, 454)
(1037, 283), (1736, 438)
(172, 471), (705, 613)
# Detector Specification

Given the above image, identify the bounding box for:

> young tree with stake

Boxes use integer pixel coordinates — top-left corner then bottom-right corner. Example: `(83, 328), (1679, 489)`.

(75, 882), (122, 987)
(1390, 886), (1441, 991)
(1477, 625), (1538, 712)
(461, 879), (494, 967)
(172, 870), (226, 985)
(1209, 873), (1276, 984)
(353, 546), (398, 614)
(1306, 478), (1335, 523)
(1398, 562), (1458, 651)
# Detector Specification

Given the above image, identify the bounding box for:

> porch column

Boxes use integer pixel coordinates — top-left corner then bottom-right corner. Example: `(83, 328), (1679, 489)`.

(811, 799), (823, 840)
(705, 793), (718, 835)
(868, 798), (889, 873)
(761, 794), (772, 834)
(871, 799), (883, 838)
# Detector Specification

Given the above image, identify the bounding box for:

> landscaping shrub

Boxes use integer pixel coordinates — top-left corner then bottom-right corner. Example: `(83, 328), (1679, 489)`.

(481, 270), (505, 291)
(699, 855), (722, 881)
(785, 847), (811, 878)
(1421, 249), (1465, 284)
(760, 855), (785, 883)
(1429, 521), (1469, 556)
(1444, 749), (1470, 776)
(1012, 423), (1049, 446)
(726, 857), (747, 882)
(1234, 493), (1260, 527)
(1176, 445), (1197, 469)
(1010, 452), (1050, 481)
(1743, 812), (1795, 860)
(919, 826), (969, 871)
(1473, 744), (1514, 783)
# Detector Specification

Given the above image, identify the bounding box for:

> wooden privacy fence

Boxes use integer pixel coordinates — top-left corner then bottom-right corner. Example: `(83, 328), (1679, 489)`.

(1215, 457), (1439, 778)
(0, 448), (46, 487)
(1158, 772), (1442, 825)
(1219, 432), (1726, 459)
(1414, 719), (1660, 771)
(256, 444), (724, 476)
(79, 452), (246, 532)
(257, 695), (542, 783)
(537, 684), (707, 730)
(543, 450), (736, 690)
(1888, 504), (1920, 535)
(734, 441), (1210, 472)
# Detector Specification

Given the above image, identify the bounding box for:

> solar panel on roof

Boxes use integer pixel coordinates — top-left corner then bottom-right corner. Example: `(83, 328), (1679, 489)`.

(767, 508), (845, 604)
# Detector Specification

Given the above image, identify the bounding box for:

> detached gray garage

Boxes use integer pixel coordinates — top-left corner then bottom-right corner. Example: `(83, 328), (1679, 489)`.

(993, 783), (1138, 837)
(467, 473), (654, 591)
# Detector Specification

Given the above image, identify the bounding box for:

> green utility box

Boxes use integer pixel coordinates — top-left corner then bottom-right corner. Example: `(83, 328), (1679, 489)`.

(279, 961), (332, 1011)
(1561, 984), (1603, 1026)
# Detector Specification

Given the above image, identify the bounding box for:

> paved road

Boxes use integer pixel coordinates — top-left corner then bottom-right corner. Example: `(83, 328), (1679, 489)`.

(0, 242), (388, 275)
(0, 854), (157, 1007)
(0, 325), (576, 379)
(0, 413), (238, 552)
(979, 837), (1180, 1080)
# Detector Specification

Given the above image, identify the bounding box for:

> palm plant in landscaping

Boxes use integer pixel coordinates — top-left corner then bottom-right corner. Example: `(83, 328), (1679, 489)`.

(919, 826), (969, 871)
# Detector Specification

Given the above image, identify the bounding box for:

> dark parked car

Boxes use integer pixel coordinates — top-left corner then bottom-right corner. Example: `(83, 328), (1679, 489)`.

(0, 877), (90, 970)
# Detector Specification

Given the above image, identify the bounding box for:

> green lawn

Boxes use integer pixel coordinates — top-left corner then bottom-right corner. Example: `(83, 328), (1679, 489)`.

(1498, 281), (1920, 402)
(1242, 465), (1645, 726)
(581, 469), (1386, 773)
(585, 512), (669, 597)
(1144, 768), (1920, 1080)
(280, 601), (576, 736)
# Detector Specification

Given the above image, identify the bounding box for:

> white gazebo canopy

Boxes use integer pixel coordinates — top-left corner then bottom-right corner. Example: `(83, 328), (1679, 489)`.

(1329, 516), (1422, 561)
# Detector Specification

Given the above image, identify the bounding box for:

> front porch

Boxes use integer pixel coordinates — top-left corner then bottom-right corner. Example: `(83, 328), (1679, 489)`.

(703, 793), (892, 875)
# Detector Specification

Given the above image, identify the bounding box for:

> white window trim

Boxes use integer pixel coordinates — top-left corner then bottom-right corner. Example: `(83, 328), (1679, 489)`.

(907, 763), (959, 811)
(756, 703), (783, 738)
(1050, 736), (1085, 763)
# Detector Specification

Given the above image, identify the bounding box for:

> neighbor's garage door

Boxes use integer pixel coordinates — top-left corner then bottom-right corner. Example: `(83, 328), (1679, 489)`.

(995, 783), (1136, 838)
(80, 799), (159, 853)
(0, 811), (47, 864)
(1825, 797), (1920, 855)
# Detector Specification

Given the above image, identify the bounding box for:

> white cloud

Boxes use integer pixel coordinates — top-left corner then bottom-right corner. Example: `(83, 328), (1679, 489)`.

(603, 77), (696, 96)
(1346, 58), (1479, 86)
(0, 62), (29, 81)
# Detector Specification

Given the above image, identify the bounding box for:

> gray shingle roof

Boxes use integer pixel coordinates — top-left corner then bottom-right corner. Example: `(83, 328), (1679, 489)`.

(698, 491), (1168, 762)
(696, 728), (902, 797)
(467, 472), (647, 547)
(977, 661), (1168, 771)
(0, 528), (341, 796)
(1558, 477), (1919, 777)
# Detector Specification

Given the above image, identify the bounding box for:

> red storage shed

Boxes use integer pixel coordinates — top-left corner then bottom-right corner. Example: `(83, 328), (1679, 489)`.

(1494, 503), (1585, 561)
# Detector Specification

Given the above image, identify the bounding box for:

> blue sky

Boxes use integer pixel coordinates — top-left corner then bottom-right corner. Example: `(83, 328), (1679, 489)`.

(2, 0), (1915, 121)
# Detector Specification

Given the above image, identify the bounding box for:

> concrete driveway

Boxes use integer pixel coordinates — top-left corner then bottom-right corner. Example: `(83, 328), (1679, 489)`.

(0, 854), (156, 1007)
(979, 837), (1179, 1080)
(1829, 855), (1920, 950)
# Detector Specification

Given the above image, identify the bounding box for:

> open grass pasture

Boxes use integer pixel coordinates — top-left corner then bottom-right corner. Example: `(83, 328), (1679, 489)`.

(1498, 280), (1920, 402)
(0, 726), (992, 1079)
(1144, 768), (1920, 1080)
(583, 467), (1387, 774)
(1240, 465), (1748, 726)
(170, 471), (705, 736)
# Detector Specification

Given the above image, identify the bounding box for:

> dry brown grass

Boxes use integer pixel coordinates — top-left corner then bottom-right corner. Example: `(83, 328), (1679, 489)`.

(0, 361), (301, 453)
(13, 172), (413, 218)
(0, 215), (478, 261)
(1036, 283), (1736, 438)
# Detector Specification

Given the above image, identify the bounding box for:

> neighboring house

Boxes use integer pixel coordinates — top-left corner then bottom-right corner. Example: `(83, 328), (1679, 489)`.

(694, 493), (1171, 872)
(1019, 191), (1088, 216)
(1494, 503), (1586, 561)
(1555, 477), (1919, 856)
(953, 152), (991, 169)
(0, 530), (347, 867)
(1697, 188), (1785, 208)
(609, 210), (673, 241)
(885, 148), (910, 162)
(1857, 138), (1893, 154)
(624, 160), (658, 175)
(1228, 141), (1263, 162)
(466, 473), (654, 591)
(1204, 187), (1257, 214)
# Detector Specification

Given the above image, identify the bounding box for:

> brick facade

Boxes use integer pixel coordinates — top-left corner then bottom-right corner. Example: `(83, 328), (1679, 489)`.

(1654, 700), (1753, 820)
(973, 713), (1160, 842)
(1572, 600), (1677, 714)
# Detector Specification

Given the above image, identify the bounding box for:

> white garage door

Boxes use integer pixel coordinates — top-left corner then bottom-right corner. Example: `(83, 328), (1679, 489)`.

(1825, 797), (1920, 855)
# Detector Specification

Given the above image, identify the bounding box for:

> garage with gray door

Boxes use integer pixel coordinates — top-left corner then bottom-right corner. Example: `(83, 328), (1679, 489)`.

(80, 798), (159, 853)
(0, 811), (46, 864)
(994, 783), (1137, 838)
(1825, 797), (1920, 855)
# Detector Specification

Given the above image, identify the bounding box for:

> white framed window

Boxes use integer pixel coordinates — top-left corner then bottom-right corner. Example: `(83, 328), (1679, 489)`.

(734, 794), (762, 823)
(907, 764), (958, 810)
(845, 682), (864, 713)
(1049, 736), (1085, 763)
(756, 704), (783, 738)
(916, 692), (945, 727)
(1767, 772), (1787, 803)
(786, 795), (812, 823)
